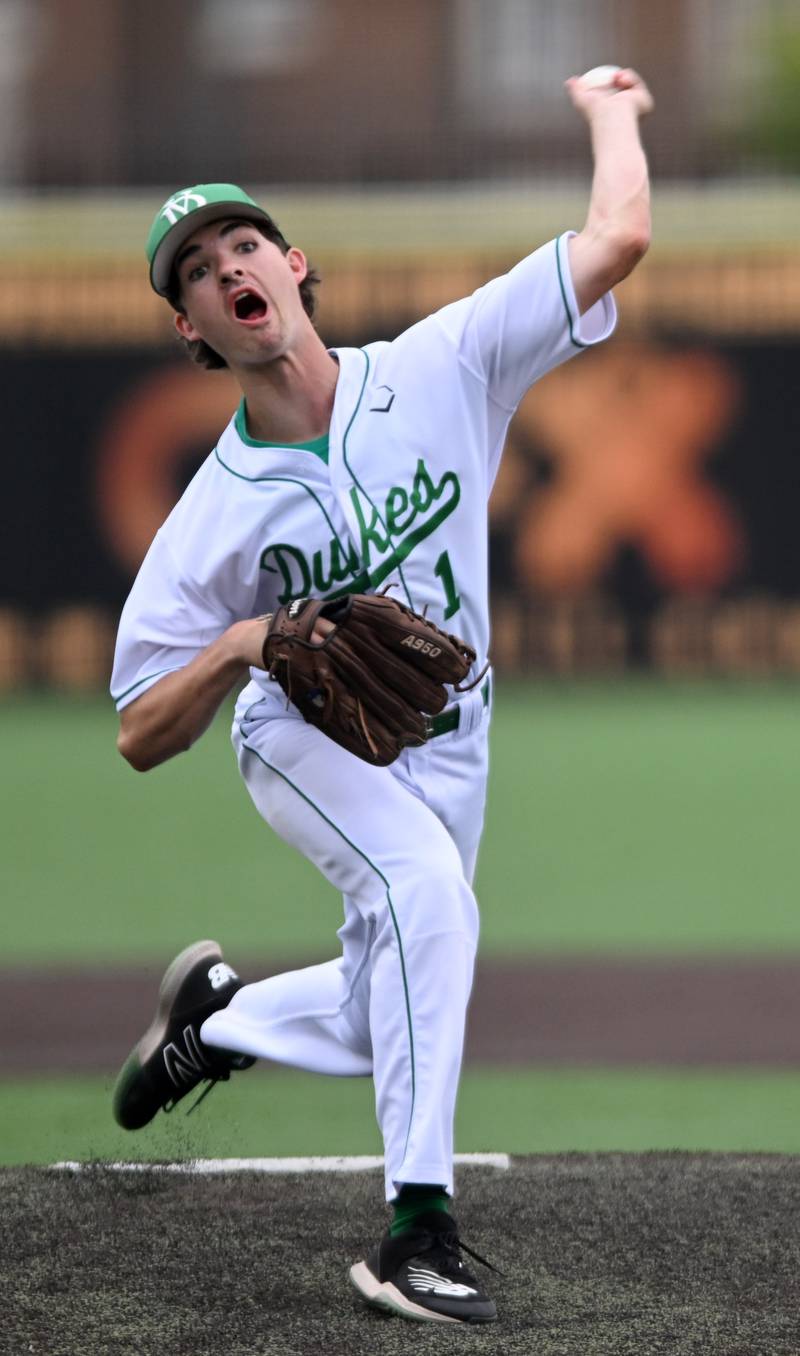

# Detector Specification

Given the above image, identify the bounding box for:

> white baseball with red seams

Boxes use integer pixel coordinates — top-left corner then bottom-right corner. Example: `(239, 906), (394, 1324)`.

(580, 64), (622, 89)
(111, 236), (616, 1201)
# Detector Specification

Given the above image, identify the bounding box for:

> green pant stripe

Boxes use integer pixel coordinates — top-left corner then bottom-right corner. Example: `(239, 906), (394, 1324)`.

(240, 739), (417, 1167)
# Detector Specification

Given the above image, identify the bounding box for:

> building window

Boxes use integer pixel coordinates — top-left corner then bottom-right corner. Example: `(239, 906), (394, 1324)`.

(453, 0), (615, 130)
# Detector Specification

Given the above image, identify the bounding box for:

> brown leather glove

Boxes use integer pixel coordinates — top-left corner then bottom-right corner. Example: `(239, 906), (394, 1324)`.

(262, 592), (483, 766)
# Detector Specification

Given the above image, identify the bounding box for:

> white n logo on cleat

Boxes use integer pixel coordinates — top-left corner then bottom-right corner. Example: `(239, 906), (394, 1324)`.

(406, 1267), (476, 1297)
(163, 1025), (210, 1087)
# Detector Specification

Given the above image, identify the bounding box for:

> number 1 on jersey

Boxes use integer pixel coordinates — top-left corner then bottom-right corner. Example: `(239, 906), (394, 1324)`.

(434, 550), (461, 620)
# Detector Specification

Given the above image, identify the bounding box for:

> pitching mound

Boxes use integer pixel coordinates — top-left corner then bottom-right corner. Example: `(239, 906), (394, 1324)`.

(7, 1153), (800, 1355)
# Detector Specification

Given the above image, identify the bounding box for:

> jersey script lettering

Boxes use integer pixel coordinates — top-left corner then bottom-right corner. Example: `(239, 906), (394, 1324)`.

(259, 458), (461, 604)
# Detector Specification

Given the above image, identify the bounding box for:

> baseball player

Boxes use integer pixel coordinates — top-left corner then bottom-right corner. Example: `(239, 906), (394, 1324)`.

(111, 68), (652, 1324)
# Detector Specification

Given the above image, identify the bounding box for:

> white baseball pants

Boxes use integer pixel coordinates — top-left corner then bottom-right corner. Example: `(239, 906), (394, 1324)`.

(201, 683), (490, 1200)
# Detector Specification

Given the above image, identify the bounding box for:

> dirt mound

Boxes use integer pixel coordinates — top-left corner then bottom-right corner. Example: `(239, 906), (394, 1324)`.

(5, 957), (800, 1073)
(6, 1153), (800, 1355)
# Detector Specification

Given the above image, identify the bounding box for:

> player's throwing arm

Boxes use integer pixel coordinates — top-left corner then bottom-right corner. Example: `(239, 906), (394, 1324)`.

(565, 66), (653, 313)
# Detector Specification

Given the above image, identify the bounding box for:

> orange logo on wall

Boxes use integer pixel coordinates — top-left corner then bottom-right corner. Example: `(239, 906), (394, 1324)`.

(509, 342), (744, 593)
(95, 364), (239, 575)
(96, 343), (744, 599)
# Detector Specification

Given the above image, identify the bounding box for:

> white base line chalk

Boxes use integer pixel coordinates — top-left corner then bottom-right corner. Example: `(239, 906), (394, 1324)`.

(52, 1152), (510, 1175)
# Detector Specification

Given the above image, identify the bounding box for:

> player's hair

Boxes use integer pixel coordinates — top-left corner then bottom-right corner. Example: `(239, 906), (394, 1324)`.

(166, 220), (321, 370)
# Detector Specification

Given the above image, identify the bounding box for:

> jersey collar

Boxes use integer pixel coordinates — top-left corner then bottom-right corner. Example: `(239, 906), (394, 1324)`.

(215, 346), (367, 479)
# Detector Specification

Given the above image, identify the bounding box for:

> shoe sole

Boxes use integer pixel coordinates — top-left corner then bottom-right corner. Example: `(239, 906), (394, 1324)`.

(112, 940), (222, 1129)
(350, 1262), (481, 1324)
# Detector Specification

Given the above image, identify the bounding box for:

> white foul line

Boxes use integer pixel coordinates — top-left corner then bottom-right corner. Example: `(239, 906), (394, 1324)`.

(51, 1152), (510, 1175)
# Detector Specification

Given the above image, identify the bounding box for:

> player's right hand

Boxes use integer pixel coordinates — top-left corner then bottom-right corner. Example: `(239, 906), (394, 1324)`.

(565, 68), (654, 121)
(231, 615), (277, 669)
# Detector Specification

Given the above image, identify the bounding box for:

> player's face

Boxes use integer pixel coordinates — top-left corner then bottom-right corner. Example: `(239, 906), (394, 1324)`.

(172, 219), (310, 367)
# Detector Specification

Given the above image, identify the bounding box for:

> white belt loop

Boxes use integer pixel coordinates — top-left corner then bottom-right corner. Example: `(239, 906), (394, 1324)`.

(454, 669), (492, 739)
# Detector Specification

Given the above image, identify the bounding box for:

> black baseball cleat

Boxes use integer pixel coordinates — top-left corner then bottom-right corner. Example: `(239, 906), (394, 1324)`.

(349, 1211), (498, 1324)
(112, 939), (255, 1130)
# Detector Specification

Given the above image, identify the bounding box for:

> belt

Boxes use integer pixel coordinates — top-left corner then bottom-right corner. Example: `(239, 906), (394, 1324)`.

(427, 675), (491, 739)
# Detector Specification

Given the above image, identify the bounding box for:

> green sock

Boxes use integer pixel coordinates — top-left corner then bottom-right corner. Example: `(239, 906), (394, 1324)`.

(390, 1184), (451, 1236)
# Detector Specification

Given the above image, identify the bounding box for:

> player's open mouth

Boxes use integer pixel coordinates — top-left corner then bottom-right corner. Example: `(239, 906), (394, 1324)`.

(232, 289), (268, 323)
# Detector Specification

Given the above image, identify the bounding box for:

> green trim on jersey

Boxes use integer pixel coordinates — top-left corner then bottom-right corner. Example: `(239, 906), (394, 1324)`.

(213, 443), (370, 598)
(239, 738), (418, 1166)
(213, 447), (348, 549)
(341, 350), (415, 610)
(555, 232), (587, 350)
(111, 666), (179, 705)
(235, 401), (330, 462)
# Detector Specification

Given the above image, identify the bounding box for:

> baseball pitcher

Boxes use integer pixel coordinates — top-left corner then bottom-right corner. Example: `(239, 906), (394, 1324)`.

(111, 67), (653, 1324)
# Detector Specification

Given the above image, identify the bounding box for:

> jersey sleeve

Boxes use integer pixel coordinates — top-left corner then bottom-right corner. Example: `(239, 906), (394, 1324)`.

(110, 528), (233, 711)
(435, 231), (616, 412)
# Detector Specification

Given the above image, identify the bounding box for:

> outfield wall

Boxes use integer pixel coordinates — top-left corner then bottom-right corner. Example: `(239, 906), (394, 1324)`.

(3, 231), (800, 686)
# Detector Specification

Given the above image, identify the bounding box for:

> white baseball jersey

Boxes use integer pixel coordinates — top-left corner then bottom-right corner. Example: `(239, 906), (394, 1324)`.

(112, 233), (616, 1199)
(111, 233), (615, 714)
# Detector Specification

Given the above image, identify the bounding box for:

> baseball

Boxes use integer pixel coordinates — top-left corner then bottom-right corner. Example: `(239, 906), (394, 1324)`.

(579, 64), (622, 89)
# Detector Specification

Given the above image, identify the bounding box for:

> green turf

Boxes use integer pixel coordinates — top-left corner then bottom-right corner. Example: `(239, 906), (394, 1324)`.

(4, 1065), (800, 1165)
(3, 682), (800, 963)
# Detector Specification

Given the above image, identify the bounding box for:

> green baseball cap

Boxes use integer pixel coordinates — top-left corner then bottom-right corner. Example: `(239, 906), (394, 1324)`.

(146, 183), (287, 297)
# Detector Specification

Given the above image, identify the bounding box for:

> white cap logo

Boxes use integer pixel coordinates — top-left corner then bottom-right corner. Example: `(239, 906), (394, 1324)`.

(160, 191), (208, 225)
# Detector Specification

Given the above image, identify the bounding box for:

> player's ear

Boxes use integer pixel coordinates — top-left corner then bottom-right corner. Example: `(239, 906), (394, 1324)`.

(174, 310), (201, 342)
(287, 247), (308, 285)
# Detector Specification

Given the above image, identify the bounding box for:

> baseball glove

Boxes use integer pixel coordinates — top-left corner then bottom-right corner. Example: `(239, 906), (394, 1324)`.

(261, 592), (483, 766)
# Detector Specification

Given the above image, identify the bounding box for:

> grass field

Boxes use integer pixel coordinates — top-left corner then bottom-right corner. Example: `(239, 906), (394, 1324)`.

(4, 1066), (800, 1166)
(5, 684), (800, 1355)
(4, 682), (800, 1170)
(3, 681), (800, 964)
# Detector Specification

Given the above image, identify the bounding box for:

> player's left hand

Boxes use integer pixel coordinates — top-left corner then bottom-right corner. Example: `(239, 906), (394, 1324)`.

(565, 68), (654, 121)
(262, 592), (484, 766)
